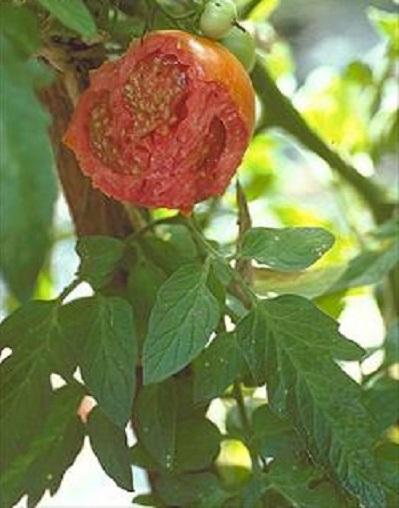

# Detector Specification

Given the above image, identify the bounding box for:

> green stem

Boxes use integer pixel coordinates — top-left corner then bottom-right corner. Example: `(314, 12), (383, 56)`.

(184, 216), (257, 307)
(233, 381), (262, 475)
(251, 60), (394, 224)
(57, 278), (81, 303)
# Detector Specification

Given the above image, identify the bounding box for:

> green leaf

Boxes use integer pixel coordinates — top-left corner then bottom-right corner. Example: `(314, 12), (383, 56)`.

(143, 263), (220, 384)
(140, 225), (198, 276)
(237, 295), (363, 384)
(0, 36), (56, 301)
(266, 461), (347, 508)
(37, 0), (97, 38)
(132, 493), (165, 507)
(236, 295), (384, 507)
(0, 4), (40, 57)
(155, 472), (231, 507)
(240, 227), (335, 271)
(364, 376), (399, 437)
(328, 240), (399, 293)
(253, 264), (346, 299)
(371, 217), (399, 239)
(76, 236), (125, 289)
(0, 301), (74, 473)
(130, 443), (159, 471)
(384, 320), (399, 366)
(376, 443), (399, 495)
(127, 248), (166, 343)
(193, 332), (245, 402)
(0, 300), (76, 378)
(368, 7), (399, 53)
(87, 407), (133, 491)
(136, 379), (221, 473)
(0, 354), (51, 475)
(0, 384), (84, 507)
(60, 296), (137, 427)
(251, 405), (303, 460)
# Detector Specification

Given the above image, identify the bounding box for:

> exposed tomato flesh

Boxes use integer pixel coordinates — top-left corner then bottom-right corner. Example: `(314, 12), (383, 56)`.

(64, 31), (255, 212)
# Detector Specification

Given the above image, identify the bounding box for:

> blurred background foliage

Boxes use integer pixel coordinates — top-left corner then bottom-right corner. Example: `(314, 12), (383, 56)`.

(0, 0), (398, 505)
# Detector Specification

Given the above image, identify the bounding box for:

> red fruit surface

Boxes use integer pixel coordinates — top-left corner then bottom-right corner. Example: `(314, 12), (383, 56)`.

(64, 30), (255, 212)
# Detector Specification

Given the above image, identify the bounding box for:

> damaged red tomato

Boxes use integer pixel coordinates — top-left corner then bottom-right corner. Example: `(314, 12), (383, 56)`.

(64, 30), (255, 213)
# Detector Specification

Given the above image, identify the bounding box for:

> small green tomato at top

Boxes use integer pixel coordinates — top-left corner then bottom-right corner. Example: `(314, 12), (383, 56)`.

(200, 0), (237, 40)
(220, 25), (256, 72)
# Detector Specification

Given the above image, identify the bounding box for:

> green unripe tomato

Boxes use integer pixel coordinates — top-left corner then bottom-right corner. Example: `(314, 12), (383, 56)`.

(200, 0), (237, 40)
(220, 25), (256, 72)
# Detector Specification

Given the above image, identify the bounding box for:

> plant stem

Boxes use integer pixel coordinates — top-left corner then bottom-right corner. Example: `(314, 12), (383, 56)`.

(184, 215), (257, 307)
(251, 60), (394, 224)
(57, 278), (81, 303)
(233, 381), (262, 475)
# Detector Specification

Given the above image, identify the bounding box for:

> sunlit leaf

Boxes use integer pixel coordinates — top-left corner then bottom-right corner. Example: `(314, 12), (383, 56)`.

(236, 295), (384, 507)
(240, 227), (335, 271)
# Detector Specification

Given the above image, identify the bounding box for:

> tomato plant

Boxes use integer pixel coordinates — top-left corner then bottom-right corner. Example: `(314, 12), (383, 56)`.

(0, 1), (398, 508)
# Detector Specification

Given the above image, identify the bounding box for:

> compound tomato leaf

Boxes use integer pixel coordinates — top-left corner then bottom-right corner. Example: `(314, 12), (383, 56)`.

(0, 300), (76, 378)
(384, 320), (399, 366)
(136, 379), (221, 473)
(251, 405), (304, 460)
(266, 461), (347, 508)
(0, 354), (52, 476)
(237, 295), (363, 384)
(59, 296), (137, 428)
(37, 0), (97, 38)
(364, 376), (399, 437)
(193, 332), (245, 402)
(0, 384), (84, 508)
(132, 493), (165, 507)
(130, 443), (159, 471)
(143, 264), (221, 385)
(155, 472), (231, 507)
(240, 227), (335, 271)
(127, 249), (166, 345)
(135, 380), (178, 471)
(173, 416), (221, 473)
(87, 407), (133, 492)
(375, 443), (399, 496)
(236, 295), (385, 508)
(76, 236), (126, 290)
(0, 37), (56, 302)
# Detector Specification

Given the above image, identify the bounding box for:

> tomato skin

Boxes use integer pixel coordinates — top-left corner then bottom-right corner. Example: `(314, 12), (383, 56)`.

(220, 25), (256, 72)
(200, 0), (237, 40)
(64, 30), (255, 212)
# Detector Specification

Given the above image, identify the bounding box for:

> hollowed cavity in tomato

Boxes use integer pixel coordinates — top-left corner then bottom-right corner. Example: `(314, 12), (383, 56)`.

(122, 54), (188, 139)
(64, 31), (255, 212)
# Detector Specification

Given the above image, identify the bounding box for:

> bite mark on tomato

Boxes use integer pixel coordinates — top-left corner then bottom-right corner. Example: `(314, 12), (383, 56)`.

(64, 30), (255, 212)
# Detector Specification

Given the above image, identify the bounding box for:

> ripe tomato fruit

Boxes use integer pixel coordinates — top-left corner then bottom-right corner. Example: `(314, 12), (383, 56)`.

(64, 30), (255, 213)
(200, 0), (237, 40)
(220, 25), (256, 72)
